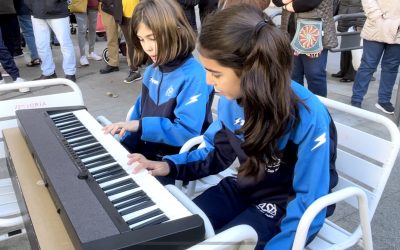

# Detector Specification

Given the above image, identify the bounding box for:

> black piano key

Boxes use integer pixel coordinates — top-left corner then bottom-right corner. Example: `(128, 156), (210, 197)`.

(105, 183), (138, 197)
(77, 149), (108, 160)
(102, 177), (137, 191)
(91, 164), (121, 175)
(70, 138), (99, 149)
(74, 142), (102, 153)
(51, 113), (75, 122)
(56, 121), (82, 130)
(125, 209), (163, 226)
(90, 163), (120, 176)
(112, 190), (146, 204)
(69, 136), (97, 147)
(93, 168), (124, 180)
(119, 199), (155, 216)
(54, 119), (79, 127)
(85, 157), (116, 169)
(82, 154), (111, 165)
(130, 215), (169, 231)
(59, 125), (86, 134)
(96, 172), (127, 184)
(61, 125), (87, 134)
(114, 195), (149, 210)
(63, 129), (90, 139)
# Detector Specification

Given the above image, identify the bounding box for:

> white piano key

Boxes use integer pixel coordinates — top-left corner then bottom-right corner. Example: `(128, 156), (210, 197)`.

(71, 110), (193, 222)
(80, 152), (110, 163)
(98, 175), (131, 189)
(72, 142), (101, 152)
(49, 111), (74, 118)
(108, 187), (141, 202)
(122, 205), (158, 222)
(59, 125), (85, 134)
(128, 214), (166, 230)
(66, 134), (92, 143)
(88, 162), (119, 173)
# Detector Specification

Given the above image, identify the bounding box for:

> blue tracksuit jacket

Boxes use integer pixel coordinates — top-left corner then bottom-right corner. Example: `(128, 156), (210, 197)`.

(121, 55), (214, 160)
(164, 81), (338, 249)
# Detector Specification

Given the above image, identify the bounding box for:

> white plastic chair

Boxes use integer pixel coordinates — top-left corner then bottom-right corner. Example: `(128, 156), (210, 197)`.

(165, 184), (258, 250)
(291, 96), (400, 250)
(0, 79), (84, 241)
(176, 96), (400, 250)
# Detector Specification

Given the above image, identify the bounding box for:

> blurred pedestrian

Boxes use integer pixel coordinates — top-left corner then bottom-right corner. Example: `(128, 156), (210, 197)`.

(14, 0), (42, 67)
(69, 0), (103, 66)
(273, 0), (338, 97)
(331, 0), (365, 83)
(0, 24), (28, 93)
(351, 0), (400, 114)
(25, 0), (77, 82)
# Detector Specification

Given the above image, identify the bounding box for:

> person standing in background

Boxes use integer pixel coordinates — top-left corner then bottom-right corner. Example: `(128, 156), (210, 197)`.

(14, 0), (42, 67)
(331, 0), (365, 83)
(99, 0), (142, 84)
(0, 0), (23, 57)
(351, 0), (400, 114)
(272, 0), (338, 97)
(98, 0), (120, 74)
(71, 0), (103, 66)
(177, 0), (199, 32)
(25, 0), (77, 82)
(120, 0), (142, 83)
(0, 18), (27, 92)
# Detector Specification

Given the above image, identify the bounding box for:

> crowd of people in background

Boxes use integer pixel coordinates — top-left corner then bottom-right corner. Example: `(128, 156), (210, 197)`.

(1, 0), (398, 114)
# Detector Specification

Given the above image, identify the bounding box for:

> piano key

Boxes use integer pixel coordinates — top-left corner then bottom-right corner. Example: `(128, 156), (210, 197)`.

(54, 119), (80, 128)
(105, 182), (138, 197)
(96, 172), (127, 184)
(93, 168), (124, 180)
(119, 199), (154, 216)
(80, 153), (110, 164)
(69, 137), (98, 147)
(85, 157), (116, 169)
(73, 142), (101, 152)
(92, 165), (123, 176)
(114, 195), (149, 211)
(110, 189), (144, 204)
(99, 175), (132, 189)
(56, 121), (82, 130)
(77, 148), (107, 161)
(66, 134), (92, 143)
(49, 111), (75, 119)
(101, 177), (134, 191)
(124, 207), (162, 226)
(129, 214), (169, 231)
(60, 125), (86, 134)
(88, 162), (119, 173)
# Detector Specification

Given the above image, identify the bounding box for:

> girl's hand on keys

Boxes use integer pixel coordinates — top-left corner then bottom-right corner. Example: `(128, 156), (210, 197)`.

(127, 153), (170, 176)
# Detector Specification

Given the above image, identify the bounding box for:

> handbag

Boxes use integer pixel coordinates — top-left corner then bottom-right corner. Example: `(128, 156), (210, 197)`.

(291, 19), (323, 58)
(68, 0), (88, 13)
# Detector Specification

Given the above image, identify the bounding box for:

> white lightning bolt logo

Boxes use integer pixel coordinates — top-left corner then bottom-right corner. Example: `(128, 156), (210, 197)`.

(311, 132), (326, 151)
(234, 118), (245, 126)
(185, 94), (201, 105)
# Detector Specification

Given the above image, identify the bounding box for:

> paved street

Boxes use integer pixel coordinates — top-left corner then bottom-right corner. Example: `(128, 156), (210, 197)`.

(1, 15), (399, 249)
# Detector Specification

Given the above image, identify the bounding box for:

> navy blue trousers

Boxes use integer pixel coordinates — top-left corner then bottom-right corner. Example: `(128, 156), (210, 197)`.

(0, 27), (20, 81)
(193, 177), (283, 250)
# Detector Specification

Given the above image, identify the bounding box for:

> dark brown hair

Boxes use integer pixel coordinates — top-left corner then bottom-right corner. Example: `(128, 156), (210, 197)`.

(130, 0), (196, 67)
(198, 4), (303, 177)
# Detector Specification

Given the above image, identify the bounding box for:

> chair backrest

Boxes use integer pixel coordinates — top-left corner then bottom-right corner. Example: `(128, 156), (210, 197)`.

(0, 79), (84, 158)
(0, 79), (84, 232)
(318, 97), (400, 219)
(293, 97), (400, 249)
(329, 13), (366, 53)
